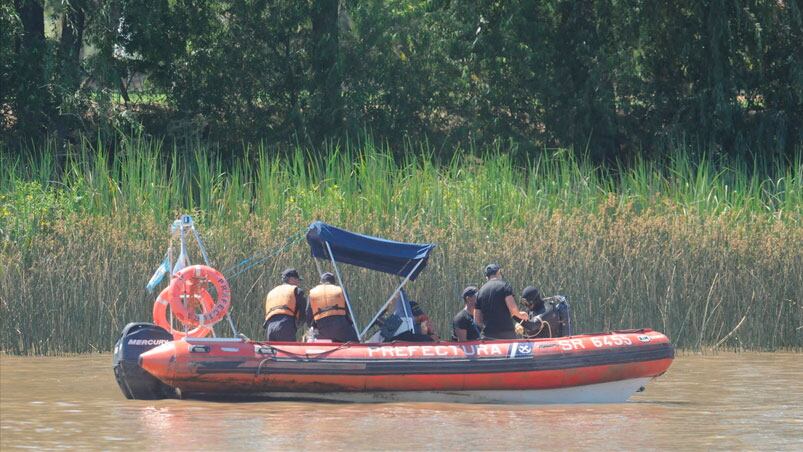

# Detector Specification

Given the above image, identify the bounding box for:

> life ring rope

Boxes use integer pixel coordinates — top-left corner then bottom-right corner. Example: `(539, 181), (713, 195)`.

(171, 265), (231, 327)
(151, 265), (232, 339)
(152, 286), (214, 339)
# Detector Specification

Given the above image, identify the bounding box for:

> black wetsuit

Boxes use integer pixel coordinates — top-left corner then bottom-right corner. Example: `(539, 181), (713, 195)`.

(522, 299), (567, 338)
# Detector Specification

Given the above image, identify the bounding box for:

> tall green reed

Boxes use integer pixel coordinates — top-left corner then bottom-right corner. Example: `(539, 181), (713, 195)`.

(1, 137), (800, 354)
(3, 136), (799, 228)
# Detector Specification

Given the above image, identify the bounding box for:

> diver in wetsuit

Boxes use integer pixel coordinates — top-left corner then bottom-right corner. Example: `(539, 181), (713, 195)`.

(515, 286), (571, 338)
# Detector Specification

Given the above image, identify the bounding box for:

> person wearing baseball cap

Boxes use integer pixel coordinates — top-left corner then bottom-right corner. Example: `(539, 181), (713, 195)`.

(474, 263), (529, 339)
(451, 286), (481, 341)
(263, 268), (307, 341)
(281, 268), (303, 282)
(305, 272), (358, 342)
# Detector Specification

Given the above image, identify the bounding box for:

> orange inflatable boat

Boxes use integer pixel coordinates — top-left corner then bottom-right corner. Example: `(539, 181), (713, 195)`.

(132, 329), (672, 403)
(113, 219), (674, 403)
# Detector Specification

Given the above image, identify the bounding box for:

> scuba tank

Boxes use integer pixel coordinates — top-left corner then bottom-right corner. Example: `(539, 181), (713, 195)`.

(528, 296), (572, 338)
(552, 296), (572, 337)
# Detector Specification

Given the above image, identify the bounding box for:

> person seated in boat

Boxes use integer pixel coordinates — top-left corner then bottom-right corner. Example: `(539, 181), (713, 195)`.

(305, 272), (358, 343)
(380, 293), (438, 342)
(475, 263), (529, 340)
(263, 268), (307, 341)
(452, 286), (481, 342)
(388, 301), (438, 342)
(514, 286), (571, 338)
(410, 300), (439, 340)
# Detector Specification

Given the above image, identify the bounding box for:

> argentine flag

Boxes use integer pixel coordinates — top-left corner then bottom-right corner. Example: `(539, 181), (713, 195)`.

(146, 255), (171, 293)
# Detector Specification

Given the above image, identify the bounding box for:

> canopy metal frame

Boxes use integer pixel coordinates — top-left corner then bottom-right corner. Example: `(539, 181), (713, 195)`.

(324, 241), (362, 341)
(305, 221), (434, 343)
(396, 287), (416, 336)
(313, 244), (425, 342)
(359, 259), (424, 340)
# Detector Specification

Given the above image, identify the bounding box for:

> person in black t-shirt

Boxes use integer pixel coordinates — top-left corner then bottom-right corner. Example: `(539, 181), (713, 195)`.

(475, 263), (529, 340)
(452, 286), (481, 341)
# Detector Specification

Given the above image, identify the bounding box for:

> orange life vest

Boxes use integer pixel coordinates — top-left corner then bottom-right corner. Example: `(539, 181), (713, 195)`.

(264, 284), (298, 321)
(309, 283), (348, 321)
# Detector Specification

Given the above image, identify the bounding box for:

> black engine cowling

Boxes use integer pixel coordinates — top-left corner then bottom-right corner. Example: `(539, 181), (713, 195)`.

(112, 322), (174, 400)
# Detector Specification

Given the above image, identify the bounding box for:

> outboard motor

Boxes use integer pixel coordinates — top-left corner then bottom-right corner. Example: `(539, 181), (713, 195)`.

(112, 322), (174, 400)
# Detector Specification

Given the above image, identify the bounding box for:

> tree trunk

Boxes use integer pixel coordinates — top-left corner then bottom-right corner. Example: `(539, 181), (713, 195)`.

(13, 0), (22, 55)
(118, 77), (131, 106)
(311, 0), (341, 140)
(14, 0), (48, 139)
(18, 0), (45, 52)
(59, 2), (85, 88)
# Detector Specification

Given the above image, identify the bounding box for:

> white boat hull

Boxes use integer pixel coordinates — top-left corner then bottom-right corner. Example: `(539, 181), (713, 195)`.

(247, 377), (654, 404)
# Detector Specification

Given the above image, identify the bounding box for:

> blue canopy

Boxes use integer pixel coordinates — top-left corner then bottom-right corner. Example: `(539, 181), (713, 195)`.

(306, 221), (436, 280)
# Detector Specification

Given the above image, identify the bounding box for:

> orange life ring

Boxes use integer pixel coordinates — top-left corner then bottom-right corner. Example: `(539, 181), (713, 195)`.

(152, 286), (214, 339)
(172, 277), (207, 327)
(170, 265), (231, 327)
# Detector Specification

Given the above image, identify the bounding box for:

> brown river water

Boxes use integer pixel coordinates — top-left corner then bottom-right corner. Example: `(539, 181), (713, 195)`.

(1, 353), (801, 451)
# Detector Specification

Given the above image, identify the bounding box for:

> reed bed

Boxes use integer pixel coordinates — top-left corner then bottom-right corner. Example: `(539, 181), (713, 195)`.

(1, 138), (801, 354)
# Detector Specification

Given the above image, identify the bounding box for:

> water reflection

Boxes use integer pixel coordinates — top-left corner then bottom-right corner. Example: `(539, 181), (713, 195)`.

(1, 353), (801, 450)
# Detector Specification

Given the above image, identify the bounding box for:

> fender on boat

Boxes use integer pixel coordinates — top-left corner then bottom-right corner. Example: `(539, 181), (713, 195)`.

(112, 322), (176, 400)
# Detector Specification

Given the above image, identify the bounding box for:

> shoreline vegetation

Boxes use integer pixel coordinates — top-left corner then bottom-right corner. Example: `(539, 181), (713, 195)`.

(1, 137), (801, 355)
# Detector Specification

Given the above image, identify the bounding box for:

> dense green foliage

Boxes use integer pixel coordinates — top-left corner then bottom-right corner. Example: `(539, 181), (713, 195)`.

(2, 0), (802, 159)
(1, 140), (801, 353)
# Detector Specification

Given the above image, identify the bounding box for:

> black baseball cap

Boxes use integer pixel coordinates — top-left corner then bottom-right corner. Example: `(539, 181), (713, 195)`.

(522, 286), (541, 302)
(281, 268), (302, 281)
(484, 263), (501, 277)
(461, 286), (478, 300)
(320, 272), (336, 283)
